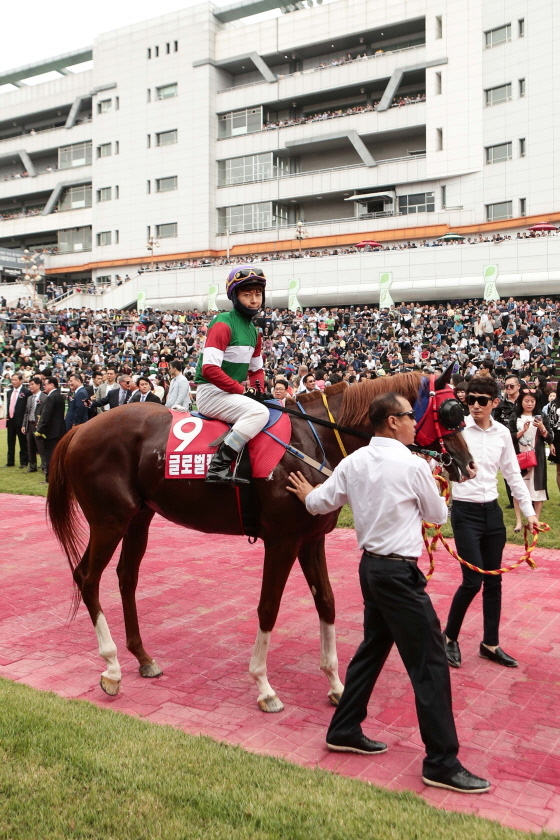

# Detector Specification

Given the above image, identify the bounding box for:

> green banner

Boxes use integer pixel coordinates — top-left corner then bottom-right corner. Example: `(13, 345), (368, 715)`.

(288, 278), (302, 312)
(379, 272), (394, 309)
(207, 283), (219, 311)
(137, 290), (147, 311)
(483, 265), (499, 301)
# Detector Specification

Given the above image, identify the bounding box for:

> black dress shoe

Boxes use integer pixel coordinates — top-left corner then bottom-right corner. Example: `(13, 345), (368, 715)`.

(26, 467), (37, 473)
(443, 634), (461, 668)
(4, 464), (15, 468)
(326, 733), (388, 755)
(423, 767), (490, 794)
(19, 465), (26, 469)
(479, 644), (518, 667)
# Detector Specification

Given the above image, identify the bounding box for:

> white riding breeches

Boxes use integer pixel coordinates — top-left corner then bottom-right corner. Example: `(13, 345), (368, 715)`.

(196, 383), (269, 450)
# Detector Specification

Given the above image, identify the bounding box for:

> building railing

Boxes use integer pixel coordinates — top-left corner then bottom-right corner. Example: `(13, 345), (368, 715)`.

(216, 210), (401, 235)
(218, 43), (426, 93)
(217, 154), (426, 187)
(0, 116), (92, 146)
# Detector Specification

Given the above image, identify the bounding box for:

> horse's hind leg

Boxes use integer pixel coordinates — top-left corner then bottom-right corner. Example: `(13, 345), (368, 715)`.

(250, 536), (300, 713)
(298, 536), (344, 706)
(116, 507), (162, 679)
(78, 524), (128, 696)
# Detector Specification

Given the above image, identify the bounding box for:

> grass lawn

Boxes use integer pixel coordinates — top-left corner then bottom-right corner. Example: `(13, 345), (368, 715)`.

(1, 678), (557, 840)
(0, 431), (47, 498)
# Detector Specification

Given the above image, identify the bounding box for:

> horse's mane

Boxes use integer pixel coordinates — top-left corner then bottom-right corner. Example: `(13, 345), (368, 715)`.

(290, 381), (347, 408)
(338, 373), (423, 427)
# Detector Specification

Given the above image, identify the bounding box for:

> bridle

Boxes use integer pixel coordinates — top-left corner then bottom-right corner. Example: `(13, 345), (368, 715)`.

(413, 374), (465, 462)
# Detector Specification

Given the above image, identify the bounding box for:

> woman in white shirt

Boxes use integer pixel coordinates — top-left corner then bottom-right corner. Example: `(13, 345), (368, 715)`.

(508, 389), (552, 530)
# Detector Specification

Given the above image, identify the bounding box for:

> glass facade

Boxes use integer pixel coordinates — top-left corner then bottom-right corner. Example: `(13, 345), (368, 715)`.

(58, 142), (92, 170)
(58, 227), (92, 253)
(486, 142), (512, 164)
(217, 153), (289, 186)
(485, 24), (511, 48)
(397, 192), (435, 214)
(59, 184), (92, 211)
(485, 84), (512, 106)
(218, 202), (288, 233)
(218, 108), (263, 139)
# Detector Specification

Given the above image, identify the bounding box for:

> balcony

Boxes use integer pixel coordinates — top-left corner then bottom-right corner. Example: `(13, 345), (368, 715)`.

(216, 155), (427, 207)
(0, 165), (92, 200)
(0, 206), (92, 237)
(0, 119), (92, 156)
(217, 44), (428, 113)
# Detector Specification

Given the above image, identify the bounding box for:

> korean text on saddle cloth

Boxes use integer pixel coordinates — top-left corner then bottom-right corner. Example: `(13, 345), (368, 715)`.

(165, 412), (224, 479)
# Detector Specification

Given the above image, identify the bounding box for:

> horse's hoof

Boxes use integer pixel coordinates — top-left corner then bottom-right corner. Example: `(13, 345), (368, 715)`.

(258, 694), (284, 713)
(139, 661), (163, 678)
(100, 676), (121, 696)
(328, 690), (343, 706)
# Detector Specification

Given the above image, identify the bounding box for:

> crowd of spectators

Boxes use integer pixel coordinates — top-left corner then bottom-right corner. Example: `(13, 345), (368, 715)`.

(262, 94), (425, 130)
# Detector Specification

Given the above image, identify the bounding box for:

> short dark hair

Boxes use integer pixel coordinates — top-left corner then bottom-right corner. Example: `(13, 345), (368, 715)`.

(274, 379), (289, 390)
(45, 377), (59, 388)
(170, 359), (183, 372)
(303, 373), (315, 384)
(368, 392), (407, 432)
(466, 376), (499, 400)
(454, 381), (468, 392)
(11, 372), (23, 381)
(69, 373), (83, 383)
(107, 366), (117, 374)
(504, 373), (519, 383)
(31, 376), (42, 387)
(137, 376), (153, 388)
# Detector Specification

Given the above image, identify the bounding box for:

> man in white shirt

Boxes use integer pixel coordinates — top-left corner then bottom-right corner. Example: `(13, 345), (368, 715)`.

(444, 376), (539, 670)
(287, 392), (490, 794)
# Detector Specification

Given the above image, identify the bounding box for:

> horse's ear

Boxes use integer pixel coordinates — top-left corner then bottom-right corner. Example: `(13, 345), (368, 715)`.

(435, 363), (454, 391)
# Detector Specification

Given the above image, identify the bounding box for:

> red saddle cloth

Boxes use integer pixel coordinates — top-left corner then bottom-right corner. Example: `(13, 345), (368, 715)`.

(164, 409), (292, 479)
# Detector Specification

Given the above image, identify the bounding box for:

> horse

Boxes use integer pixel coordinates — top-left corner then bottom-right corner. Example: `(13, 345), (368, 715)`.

(47, 368), (473, 712)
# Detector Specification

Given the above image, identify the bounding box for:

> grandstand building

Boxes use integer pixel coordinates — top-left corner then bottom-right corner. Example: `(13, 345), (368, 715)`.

(0, 0), (560, 309)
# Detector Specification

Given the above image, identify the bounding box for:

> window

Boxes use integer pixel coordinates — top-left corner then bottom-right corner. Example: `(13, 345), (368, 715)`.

(156, 83), (177, 100)
(58, 226), (92, 253)
(58, 141), (92, 169)
(115, 141), (119, 154)
(174, 41), (178, 52)
(485, 24), (511, 48)
(486, 201), (512, 221)
(115, 186), (119, 199)
(397, 192), (435, 215)
(217, 202), (289, 234)
(441, 185), (447, 209)
(97, 231), (112, 246)
(485, 142), (512, 164)
(147, 89), (151, 103)
(156, 222), (177, 238)
(97, 187), (112, 202)
(114, 230), (119, 244)
(520, 198), (526, 217)
(435, 15), (442, 38)
(519, 78), (525, 97)
(217, 152), (285, 186)
(115, 97), (119, 110)
(147, 48), (152, 59)
(147, 180), (151, 194)
(485, 83), (512, 106)
(97, 275), (111, 285)
(519, 137), (526, 157)
(435, 71), (442, 95)
(519, 18), (525, 37)
(156, 129), (177, 146)
(147, 134), (151, 148)
(156, 176), (178, 192)
(59, 184), (92, 211)
(218, 107), (263, 139)
(155, 46), (159, 57)
(436, 128), (443, 150)
(166, 43), (170, 54)
(98, 99), (112, 114)
(97, 143), (112, 158)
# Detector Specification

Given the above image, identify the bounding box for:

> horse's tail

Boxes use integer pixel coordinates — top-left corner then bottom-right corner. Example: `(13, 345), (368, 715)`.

(47, 427), (86, 614)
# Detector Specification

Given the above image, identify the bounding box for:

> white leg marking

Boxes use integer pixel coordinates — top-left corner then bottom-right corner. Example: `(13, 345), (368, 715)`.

(249, 629), (283, 711)
(320, 620), (344, 697)
(95, 613), (122, 682)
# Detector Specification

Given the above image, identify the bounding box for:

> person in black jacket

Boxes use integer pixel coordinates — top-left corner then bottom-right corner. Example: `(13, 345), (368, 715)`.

(87, 375), (133, 410)
(35, 377), (66, 482)
(5, 372), (30, 468)
(129, 376), (162, 403)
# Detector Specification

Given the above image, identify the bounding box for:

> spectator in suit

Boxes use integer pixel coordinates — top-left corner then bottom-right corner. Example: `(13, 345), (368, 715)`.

(85, 371), (103, 419)
(35, 377), (66, 483)
(5, 372), (30, 468)
(88, 374), (133, 410)
(22, 376), (47, 472)
(130, 376), (162, 403)
(165, 360), (191, 409)
(65, 373), (89, 431)
(272, 379), (289, 406)
(94, 366), (119, 412)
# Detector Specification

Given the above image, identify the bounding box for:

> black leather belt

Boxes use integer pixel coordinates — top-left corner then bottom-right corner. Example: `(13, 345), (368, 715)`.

(364, 552), (418, 564)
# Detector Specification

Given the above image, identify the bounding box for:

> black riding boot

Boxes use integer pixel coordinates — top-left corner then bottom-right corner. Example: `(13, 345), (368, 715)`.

(206, 443), (238, 484)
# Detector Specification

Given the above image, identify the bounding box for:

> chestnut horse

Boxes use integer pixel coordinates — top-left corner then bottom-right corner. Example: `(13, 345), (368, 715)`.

(47, 370), (473, 712)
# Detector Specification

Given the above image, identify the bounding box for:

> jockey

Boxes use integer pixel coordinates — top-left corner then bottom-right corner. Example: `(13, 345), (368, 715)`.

(195, 266), (269, 484)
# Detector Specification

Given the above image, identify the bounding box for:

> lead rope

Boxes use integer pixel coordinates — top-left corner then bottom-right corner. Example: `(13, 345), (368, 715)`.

(321, 393), (348, 458)
(422, 474), (550, 580)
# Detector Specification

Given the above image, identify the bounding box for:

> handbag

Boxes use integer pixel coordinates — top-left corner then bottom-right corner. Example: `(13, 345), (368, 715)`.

(517, 450), (537, 470)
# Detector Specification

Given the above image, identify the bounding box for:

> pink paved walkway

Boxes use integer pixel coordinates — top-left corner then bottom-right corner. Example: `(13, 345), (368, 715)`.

(1, 493), (559, 834)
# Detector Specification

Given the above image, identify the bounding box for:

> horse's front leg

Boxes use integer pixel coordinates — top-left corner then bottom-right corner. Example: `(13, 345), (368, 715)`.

(249, 536), (300, 712)
(298, 535), (344, 706)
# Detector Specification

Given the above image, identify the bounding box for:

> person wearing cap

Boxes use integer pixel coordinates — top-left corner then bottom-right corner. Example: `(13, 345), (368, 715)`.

(195, 266), (268, 483)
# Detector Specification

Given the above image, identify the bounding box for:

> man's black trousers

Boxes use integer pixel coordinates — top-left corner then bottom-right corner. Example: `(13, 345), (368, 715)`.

(6, 419), (28, 467)
(445, 499), (506, 647)
(327, 554), (460, 777)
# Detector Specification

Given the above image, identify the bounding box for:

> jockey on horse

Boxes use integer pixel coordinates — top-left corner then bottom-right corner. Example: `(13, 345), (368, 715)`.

(195, 265), (269, 484)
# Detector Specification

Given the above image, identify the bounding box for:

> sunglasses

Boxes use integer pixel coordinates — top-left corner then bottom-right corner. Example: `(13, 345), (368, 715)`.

(522, 388), (537, 394)
(505, 383), (518, 389)
(466, 395), (492, 407)
(233, 268), (265, 280)
(389, 410), (415, 419)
